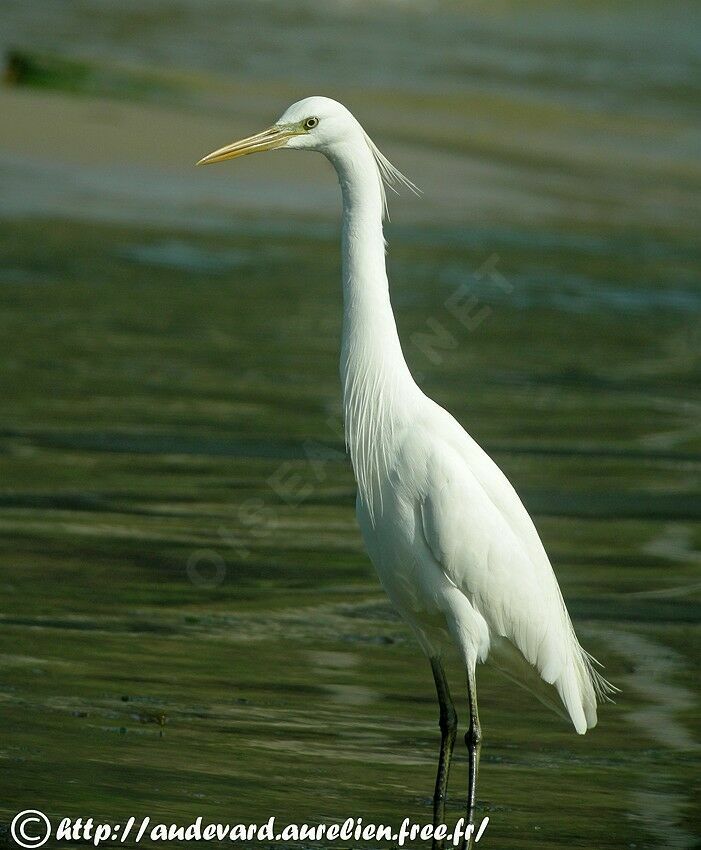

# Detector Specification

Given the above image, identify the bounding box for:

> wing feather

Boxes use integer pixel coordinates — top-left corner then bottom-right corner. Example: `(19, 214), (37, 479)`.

(419, 435), (615, 733)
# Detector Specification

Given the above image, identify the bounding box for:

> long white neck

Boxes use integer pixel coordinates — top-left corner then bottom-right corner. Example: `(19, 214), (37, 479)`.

(325, 139), (418, 520)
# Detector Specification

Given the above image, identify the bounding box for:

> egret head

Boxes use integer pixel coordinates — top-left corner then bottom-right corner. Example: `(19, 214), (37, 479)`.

(197, 97), (360, 164)
(197, 96), (419, 217)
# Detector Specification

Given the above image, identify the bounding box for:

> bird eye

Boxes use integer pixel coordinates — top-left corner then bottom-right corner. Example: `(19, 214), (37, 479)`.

(304, 117), (319, 130)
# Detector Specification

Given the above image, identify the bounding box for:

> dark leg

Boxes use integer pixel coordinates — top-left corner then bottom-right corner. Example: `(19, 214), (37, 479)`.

(462, 665), (482, 850)
(430, 657), (457, 850)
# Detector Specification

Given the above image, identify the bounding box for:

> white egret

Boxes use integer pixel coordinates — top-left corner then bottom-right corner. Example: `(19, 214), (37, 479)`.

(199, 97), (616, 847)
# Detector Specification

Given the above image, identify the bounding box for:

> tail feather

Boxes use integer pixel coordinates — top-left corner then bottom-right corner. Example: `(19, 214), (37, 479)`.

(489, 636), (570, 723)
(556, 663), (589, 734)
(556, 643), (619, 734)
(489, 634), (618, 734)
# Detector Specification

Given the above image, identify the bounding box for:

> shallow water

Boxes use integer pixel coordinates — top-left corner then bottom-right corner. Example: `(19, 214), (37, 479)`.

(2, 214), (699, 847)
(1, 2), (700, 848)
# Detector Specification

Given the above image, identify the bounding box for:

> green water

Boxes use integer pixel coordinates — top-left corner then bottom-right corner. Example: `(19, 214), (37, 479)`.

(1, 213), (699, 848)
(1, 0), (701, 847)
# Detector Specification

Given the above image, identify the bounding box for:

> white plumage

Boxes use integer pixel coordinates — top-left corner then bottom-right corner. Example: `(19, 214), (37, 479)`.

(199, 95), (616, 842)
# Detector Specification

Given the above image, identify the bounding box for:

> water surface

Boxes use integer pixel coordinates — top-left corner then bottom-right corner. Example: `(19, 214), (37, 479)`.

(0, 2), (700, 848)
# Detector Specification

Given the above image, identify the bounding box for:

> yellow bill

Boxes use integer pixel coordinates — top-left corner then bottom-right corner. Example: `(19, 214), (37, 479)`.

(197, 125), (301, 165)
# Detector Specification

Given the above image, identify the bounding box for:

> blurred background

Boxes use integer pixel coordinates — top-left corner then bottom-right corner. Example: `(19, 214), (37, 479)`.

(1, 2), (699, 848)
